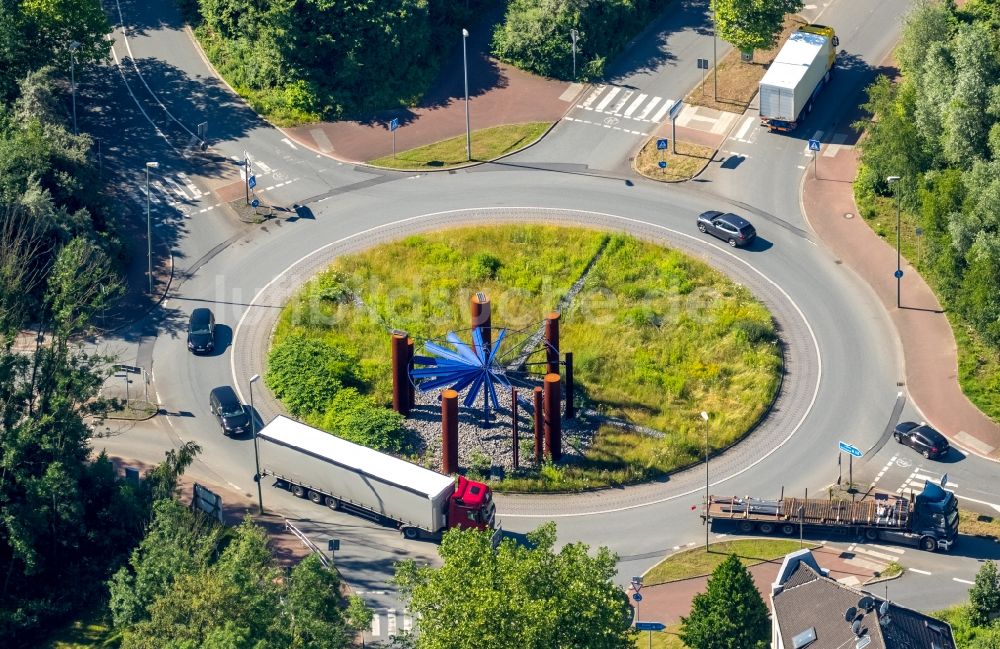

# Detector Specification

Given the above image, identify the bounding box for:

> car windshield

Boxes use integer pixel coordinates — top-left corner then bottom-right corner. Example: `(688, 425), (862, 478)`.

(221, 405), (244, 418)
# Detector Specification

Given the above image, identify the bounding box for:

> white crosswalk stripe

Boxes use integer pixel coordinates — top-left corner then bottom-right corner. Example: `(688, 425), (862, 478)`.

(650, 99), (674, 123)
(403, 611), (413, 632)
(163, 176), (190, 200)
(255, 160), (274, 175)
(579, 85), (605, 109)
(594, 87), (621, 112)
(370, 615), (381, 637)
(623, 93), (647, 117)
(151, 180), (179, 206)
(609, 89), (633, 114)
(636, 96), (661, 120)
(387, 608), (397, 636)
(175, 173), (202, 199)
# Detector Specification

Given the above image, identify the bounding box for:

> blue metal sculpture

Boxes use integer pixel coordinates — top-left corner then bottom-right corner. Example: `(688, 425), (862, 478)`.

(411, 328), (509, 410)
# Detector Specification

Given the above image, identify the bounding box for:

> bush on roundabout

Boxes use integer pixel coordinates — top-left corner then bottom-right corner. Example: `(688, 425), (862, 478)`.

(267, 225), (782, 491)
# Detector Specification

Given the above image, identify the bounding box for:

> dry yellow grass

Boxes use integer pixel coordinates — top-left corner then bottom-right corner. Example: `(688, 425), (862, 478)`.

(686, 15), (808, 114)
(634, 139), (715, 181)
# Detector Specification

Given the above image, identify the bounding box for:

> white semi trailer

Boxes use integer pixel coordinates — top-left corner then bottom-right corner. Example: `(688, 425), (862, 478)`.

(759, 25), (839, 132)
(257, 416), (497, 540)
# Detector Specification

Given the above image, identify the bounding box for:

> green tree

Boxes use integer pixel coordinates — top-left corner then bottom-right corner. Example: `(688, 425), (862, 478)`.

(941, 23), (997, 166)
(265, 335), (359, 416)
(712, 0), (804, 56)
(395, 522), (635, 649)
(896, 0), (953, 82)
(284, 554), (351, 648)
(969, 560), (1000, 627)
(679, 554), (769, 649)
(319, 387), (406, 452)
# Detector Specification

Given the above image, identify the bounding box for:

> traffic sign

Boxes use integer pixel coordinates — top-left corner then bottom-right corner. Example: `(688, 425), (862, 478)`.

(658, 160), (667, 169)
(656, 138), (668, 150)
(114, 364), (142, 374)
(635, 622), (666, 631)
(808, 139), (821, 151)
(838, 441), (863, 458)
(668, 100), (684, 121)
(894, 269), (903, 279)
(697, 58), (709, 70)
(632, 592), (643, 602)
(250, 198), (260, 209)
(248, 175), (257, 189)
(389, 118), (399, 132)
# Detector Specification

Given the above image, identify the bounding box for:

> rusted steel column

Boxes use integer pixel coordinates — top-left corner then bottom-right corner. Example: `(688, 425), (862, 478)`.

(442, 389), (459, 475)
(471, 292), (492, 353)
(544, 311), (560, 375)
(391, 332), (410, 416)
(564, 352), (575, 419)
(543, 373), (562, 462)
(511, 387), (519, 469)
(533, 386), (543, 463)
(406, 337), (416, 410)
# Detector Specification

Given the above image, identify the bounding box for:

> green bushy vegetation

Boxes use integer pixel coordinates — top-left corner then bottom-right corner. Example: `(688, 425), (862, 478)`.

(853, 0), (1000, 422)
(271, 226), (781, 490)
(492, 0), (670, 80)
(189, 0), (491, 125)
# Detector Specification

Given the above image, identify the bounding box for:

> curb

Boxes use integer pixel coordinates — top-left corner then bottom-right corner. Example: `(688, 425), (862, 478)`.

(639, 536), (820, 586)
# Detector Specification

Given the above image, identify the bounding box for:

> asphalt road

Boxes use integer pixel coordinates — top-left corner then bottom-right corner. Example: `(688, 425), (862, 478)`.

(81, 0), (1000, 639)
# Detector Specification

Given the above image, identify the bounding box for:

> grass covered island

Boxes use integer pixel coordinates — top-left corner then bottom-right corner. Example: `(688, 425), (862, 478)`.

(267, 225), (782, 491)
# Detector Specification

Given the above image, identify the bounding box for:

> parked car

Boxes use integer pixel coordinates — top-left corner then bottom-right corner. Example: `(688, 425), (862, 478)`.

(894, 421), (950, 459)
(209, 386), (251, 436)
(187, 308), (216, 354)
(697, 211), (757, 247)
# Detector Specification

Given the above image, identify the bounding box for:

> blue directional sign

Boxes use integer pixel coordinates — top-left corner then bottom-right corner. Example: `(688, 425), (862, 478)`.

(657, 138), (668, 150)
(632, 592), (643, 602)
(658, 160), (667, 169)
(247, 175), (257, 189)
(808, 139), (821, 151)
(894, 269), (904, 279)
(390, 118), (400, 132)
(250, 198), (260, 208)
(838, 441), (863, 458)
(636, 622), (666, 632)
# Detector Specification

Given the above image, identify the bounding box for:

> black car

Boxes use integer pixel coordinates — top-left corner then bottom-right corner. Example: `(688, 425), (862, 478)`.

(697, 211), (757, 247)
(209, 386), (251, 436)
(894, 421), (950, 459)
(187, 308), (215, 354)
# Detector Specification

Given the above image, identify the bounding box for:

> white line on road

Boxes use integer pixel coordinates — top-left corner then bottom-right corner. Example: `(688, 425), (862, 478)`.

(869, 544), (905, 555)
(281, 137), (298, 150)
(733, 116), (754, 141)
(623, 93), (648, 118)
(609, 89), (633, 114)
(651, 99), (674, 123)
(636, 97), (661, 121)
(387, 609), (397, 636)
(594, 87), (621, 112)
(953, 577), (975, 585)
(370, 615), (380, 637)
(909, 568), (932, 575)
(580, 85), (605, 109)
(954, 495), (1000, 513)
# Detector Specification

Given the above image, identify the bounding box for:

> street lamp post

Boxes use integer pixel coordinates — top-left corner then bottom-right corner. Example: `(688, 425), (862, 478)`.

(701, 411), (710, 551)
(887, 176), (902, 308)
(462, 28), (471, 162)
(249, 374), (264, 514)
(144, 162), (159, 294)
(69, 41), (81, 135)
(570, 29), (579, 80)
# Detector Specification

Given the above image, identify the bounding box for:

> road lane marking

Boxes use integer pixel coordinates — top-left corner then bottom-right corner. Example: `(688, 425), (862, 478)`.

(579, 85), (605, 109)
(651, 99), (674, 123)
(387, 609), (397, 635)
(594, 87), (620, 112)
(281, 137), (298, 150)
(909, 568), (932, 575)
(623, 93), (648, 118)
(636, 97), (661, 121)
(954, 495), (1000, 513)
(608, 89), (633, 114)
(733, 116), (754, 141)
(953, 577), (974, 585)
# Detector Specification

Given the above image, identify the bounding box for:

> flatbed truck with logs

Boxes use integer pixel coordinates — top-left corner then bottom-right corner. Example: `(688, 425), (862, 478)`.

(703, 481), (958, 552)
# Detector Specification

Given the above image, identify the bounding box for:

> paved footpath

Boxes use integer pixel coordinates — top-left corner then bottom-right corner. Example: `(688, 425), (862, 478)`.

(802, 146), (1000, 460)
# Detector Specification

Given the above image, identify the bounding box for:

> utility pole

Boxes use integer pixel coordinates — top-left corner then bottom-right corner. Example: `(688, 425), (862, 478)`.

(144, 161), (159, 294)
(462, 29), (471, 161)
(701, 411), (710, 551)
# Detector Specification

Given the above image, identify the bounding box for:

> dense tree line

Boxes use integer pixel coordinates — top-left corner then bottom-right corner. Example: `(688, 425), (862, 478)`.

(492, 0), (670, 80)
(854, 0), (1000, 394)
(190, 0), (493, 124)
(108, 499), (368, 648)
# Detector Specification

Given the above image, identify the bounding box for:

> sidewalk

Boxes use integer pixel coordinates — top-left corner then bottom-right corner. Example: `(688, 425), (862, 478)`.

(634, 544), (884, 625)
(802, 146), (1000, 460)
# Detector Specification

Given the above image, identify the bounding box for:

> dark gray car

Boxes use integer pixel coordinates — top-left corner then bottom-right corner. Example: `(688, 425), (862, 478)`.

(187, 308), (215, 354)
(209, 386), (250, 436)
(894, 421), (949, 459)
(697, 211), (757, 247)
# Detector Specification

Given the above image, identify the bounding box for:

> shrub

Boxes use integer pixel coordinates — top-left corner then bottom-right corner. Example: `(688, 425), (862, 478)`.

(266, 336), (359, 416)
(469, 253), (503, 281)
(319, 388), (406, 453)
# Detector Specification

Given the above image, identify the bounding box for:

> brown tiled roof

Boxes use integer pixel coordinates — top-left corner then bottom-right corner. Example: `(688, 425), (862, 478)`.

(772, 561), (955, 649)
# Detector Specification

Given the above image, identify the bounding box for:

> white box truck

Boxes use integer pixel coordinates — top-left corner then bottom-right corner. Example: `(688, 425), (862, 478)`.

(257, 416), (497, 540)
(759, 25), (839, 132)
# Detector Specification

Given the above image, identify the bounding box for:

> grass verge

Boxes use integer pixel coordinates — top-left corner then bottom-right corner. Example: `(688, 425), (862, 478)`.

(634, 140), (715, 181)
(44, 611), (119, 648)
(273, 226), (781, 491)
(634, 623), (687, 649)
(960, 509), (1000, 540)
(685, 15), (808, 114)
(864, 197), (1000, 423)
(368, 122), (552, 170)
(641, 539), (813, 586)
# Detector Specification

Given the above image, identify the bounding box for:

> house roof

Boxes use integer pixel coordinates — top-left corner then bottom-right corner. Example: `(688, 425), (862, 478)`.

(772, 561), (956, 649)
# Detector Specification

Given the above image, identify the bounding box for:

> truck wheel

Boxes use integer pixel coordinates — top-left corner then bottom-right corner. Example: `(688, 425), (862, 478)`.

(864, 529), (878, 541)
(291, 484), (305, 498)
(402, 527), (420, 540)
(308, 490), (323, 504)
(738, 521), (754, 533)
(781, 524), (796, 535)
(920, 536), (937, 552)
(759, 522), (775, 534)
(325, 496), (341, 511)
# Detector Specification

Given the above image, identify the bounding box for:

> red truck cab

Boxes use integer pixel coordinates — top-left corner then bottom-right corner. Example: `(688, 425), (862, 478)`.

(448, 476), (496, 531)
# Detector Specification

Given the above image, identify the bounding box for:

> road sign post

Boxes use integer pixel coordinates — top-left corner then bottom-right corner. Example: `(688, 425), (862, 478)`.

(808, 139), (821, 178)
(390, 118), (399, 158)
(668, 101), (684, 154)
(697, 58), (709, 97)
(838, 441), (862, 500)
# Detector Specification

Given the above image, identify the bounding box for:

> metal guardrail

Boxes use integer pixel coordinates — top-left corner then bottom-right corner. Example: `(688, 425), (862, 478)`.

(284, 519), (330, 568)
